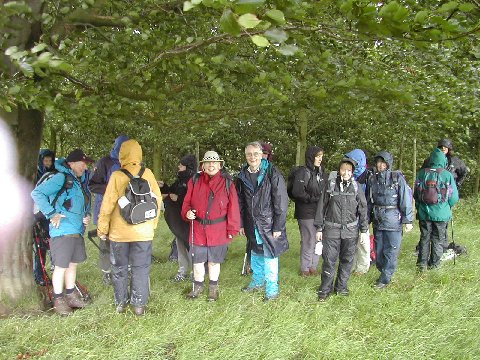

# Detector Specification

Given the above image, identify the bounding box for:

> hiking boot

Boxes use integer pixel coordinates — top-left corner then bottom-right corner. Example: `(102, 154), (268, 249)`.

(207, 284), (219, 302)
(171, 273), (188, 282)
(53, 297), (73, 316)
(374, 282), (388, 290)
(309, 268), (318, 276)
(300, 270), (310, 277)
(133, 306), (145, 316)
(102, 272), (112, 286)
(186, 283), (204, 299)
(241, 284), (264, 293)
(65, 291), (88, 308)
(263, 293), (279, 302)
(317, 291), (330, 302)
(336, 289), (349, 296)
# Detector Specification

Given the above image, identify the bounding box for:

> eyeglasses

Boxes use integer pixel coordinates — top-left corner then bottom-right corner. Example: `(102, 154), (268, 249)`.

(245, 152), (262, 158)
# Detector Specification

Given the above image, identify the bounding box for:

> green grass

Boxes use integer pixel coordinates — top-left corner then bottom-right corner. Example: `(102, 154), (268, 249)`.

(1, 199), (480, 359)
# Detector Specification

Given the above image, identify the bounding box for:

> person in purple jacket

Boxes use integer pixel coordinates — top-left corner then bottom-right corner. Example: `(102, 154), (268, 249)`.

(89, 135), (129, 285)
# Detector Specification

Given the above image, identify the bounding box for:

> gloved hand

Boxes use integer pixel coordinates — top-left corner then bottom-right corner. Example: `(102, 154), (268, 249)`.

(405, 223), (413, 232)
(360, 232), (369, 245)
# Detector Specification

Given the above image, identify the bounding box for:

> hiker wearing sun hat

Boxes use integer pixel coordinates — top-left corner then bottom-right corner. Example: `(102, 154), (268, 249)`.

(181, 150), (241, 301)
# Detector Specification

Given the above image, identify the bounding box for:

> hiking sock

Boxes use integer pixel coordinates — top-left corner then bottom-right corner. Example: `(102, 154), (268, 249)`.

(53, 292), (64, 299)
(65, 288), (75, 295)
(209, 280), (218, 286)
(193, 280), (204, 287)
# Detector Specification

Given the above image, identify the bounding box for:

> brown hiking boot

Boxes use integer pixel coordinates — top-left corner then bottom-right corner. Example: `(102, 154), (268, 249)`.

(65, 291), (88, 309)
(186, 283), (204, 299)
(53, 297), (73, 316)
(207, 284), (219, 302)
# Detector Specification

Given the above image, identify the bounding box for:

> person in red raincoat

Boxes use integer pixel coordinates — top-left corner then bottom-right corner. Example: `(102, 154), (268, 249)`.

(181, 150), (241, 301)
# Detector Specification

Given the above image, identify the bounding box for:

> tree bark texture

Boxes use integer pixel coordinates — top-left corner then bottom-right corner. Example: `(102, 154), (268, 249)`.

(0, 1), (45, 305)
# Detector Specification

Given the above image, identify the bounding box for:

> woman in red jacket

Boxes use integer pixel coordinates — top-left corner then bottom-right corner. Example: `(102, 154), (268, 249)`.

(181, 151), (241, 301)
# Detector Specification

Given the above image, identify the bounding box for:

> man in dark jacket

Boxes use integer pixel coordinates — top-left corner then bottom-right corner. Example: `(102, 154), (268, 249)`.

(291, 145), (326, 276)
(33, 149), (56, 286)
(415, 148), (459, 270)
(314, 158), (368, 300)
(367, 151), (413, 289)
(88, 135), (129, 284)
(237, 141), (289, 301)
(422, 139), (469, 191)
(160, 155), (197, 282)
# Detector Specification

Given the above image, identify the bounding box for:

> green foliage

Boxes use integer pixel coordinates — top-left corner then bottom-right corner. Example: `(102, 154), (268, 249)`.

(0, 0), (479, 192)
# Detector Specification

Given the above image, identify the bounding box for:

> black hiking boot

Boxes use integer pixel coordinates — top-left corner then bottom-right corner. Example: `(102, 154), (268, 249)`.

(207, 284), (219, 302)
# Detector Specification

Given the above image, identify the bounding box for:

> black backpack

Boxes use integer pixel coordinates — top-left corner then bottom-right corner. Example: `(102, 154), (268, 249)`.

(117, 167), (158, 225)
(287, 166), (311, 200)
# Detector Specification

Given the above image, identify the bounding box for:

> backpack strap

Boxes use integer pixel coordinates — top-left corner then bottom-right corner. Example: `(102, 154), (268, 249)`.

(51, 173), (74, 208)
(119, 168), (134, 179)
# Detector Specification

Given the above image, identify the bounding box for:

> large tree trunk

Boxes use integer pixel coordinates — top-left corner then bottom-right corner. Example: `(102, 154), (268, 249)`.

(0, 0), (45, 308)
(0, 109), (44, 305)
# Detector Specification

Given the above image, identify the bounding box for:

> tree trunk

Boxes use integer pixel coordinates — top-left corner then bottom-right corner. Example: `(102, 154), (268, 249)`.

(0, 0), (45, 306)
(398, 135), (405, 171)
(0, 109), (44, 304)
(152, 144), (162, 179)
(295, 109), (308, 166)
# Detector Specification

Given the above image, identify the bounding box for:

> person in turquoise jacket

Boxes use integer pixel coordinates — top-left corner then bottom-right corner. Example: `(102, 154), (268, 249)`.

(31, 149), (93, 315)
(414, 147), (459, 270)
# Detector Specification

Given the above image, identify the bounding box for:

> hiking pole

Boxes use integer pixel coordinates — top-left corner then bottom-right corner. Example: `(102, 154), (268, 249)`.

(87, 229), (109, 255)
(33, 223), (52, 303)
(190, 210), (196, 292)
(451, 215), (455, 265)
(241, 238), (250, 276)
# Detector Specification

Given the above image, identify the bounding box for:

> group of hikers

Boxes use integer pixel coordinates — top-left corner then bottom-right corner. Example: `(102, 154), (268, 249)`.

(30, 137), (468, 315)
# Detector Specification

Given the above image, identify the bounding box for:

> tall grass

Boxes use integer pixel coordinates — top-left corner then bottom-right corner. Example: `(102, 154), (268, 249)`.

(1, 199), (479, 359)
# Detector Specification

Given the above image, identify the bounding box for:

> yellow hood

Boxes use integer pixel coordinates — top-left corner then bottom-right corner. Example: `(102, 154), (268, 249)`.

(120, 139), (142, 167)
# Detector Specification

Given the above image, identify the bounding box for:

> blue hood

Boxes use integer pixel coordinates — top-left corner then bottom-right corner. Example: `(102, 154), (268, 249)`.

(345, 149), (366, 179)
(110, 135), (129, 160)
(37, 149), (55, 180)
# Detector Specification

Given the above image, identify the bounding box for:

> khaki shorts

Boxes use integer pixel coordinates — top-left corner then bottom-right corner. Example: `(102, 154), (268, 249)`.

(50, 234), (87, 268)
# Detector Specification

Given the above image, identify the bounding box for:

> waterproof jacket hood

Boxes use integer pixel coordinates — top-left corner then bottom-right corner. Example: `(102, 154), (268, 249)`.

(374, 151), (393, 170)
(305, 146), (323, 171)
(345, 149), (366, 180)
(427, 147), (448, 169)
(36, 149), (56, 182)
(110, 135), (129, 160)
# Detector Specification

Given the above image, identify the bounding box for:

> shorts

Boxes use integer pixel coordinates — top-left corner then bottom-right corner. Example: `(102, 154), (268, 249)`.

(191, 244), (228, 264)
(50, 234), (87, 268)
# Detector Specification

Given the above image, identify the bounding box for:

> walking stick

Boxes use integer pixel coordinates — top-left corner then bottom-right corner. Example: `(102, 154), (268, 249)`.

(451, 216), (455, 265)
(33, 223), (53, 303)
(87, 229), (109, 254)
(190, 210), (195, 292)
